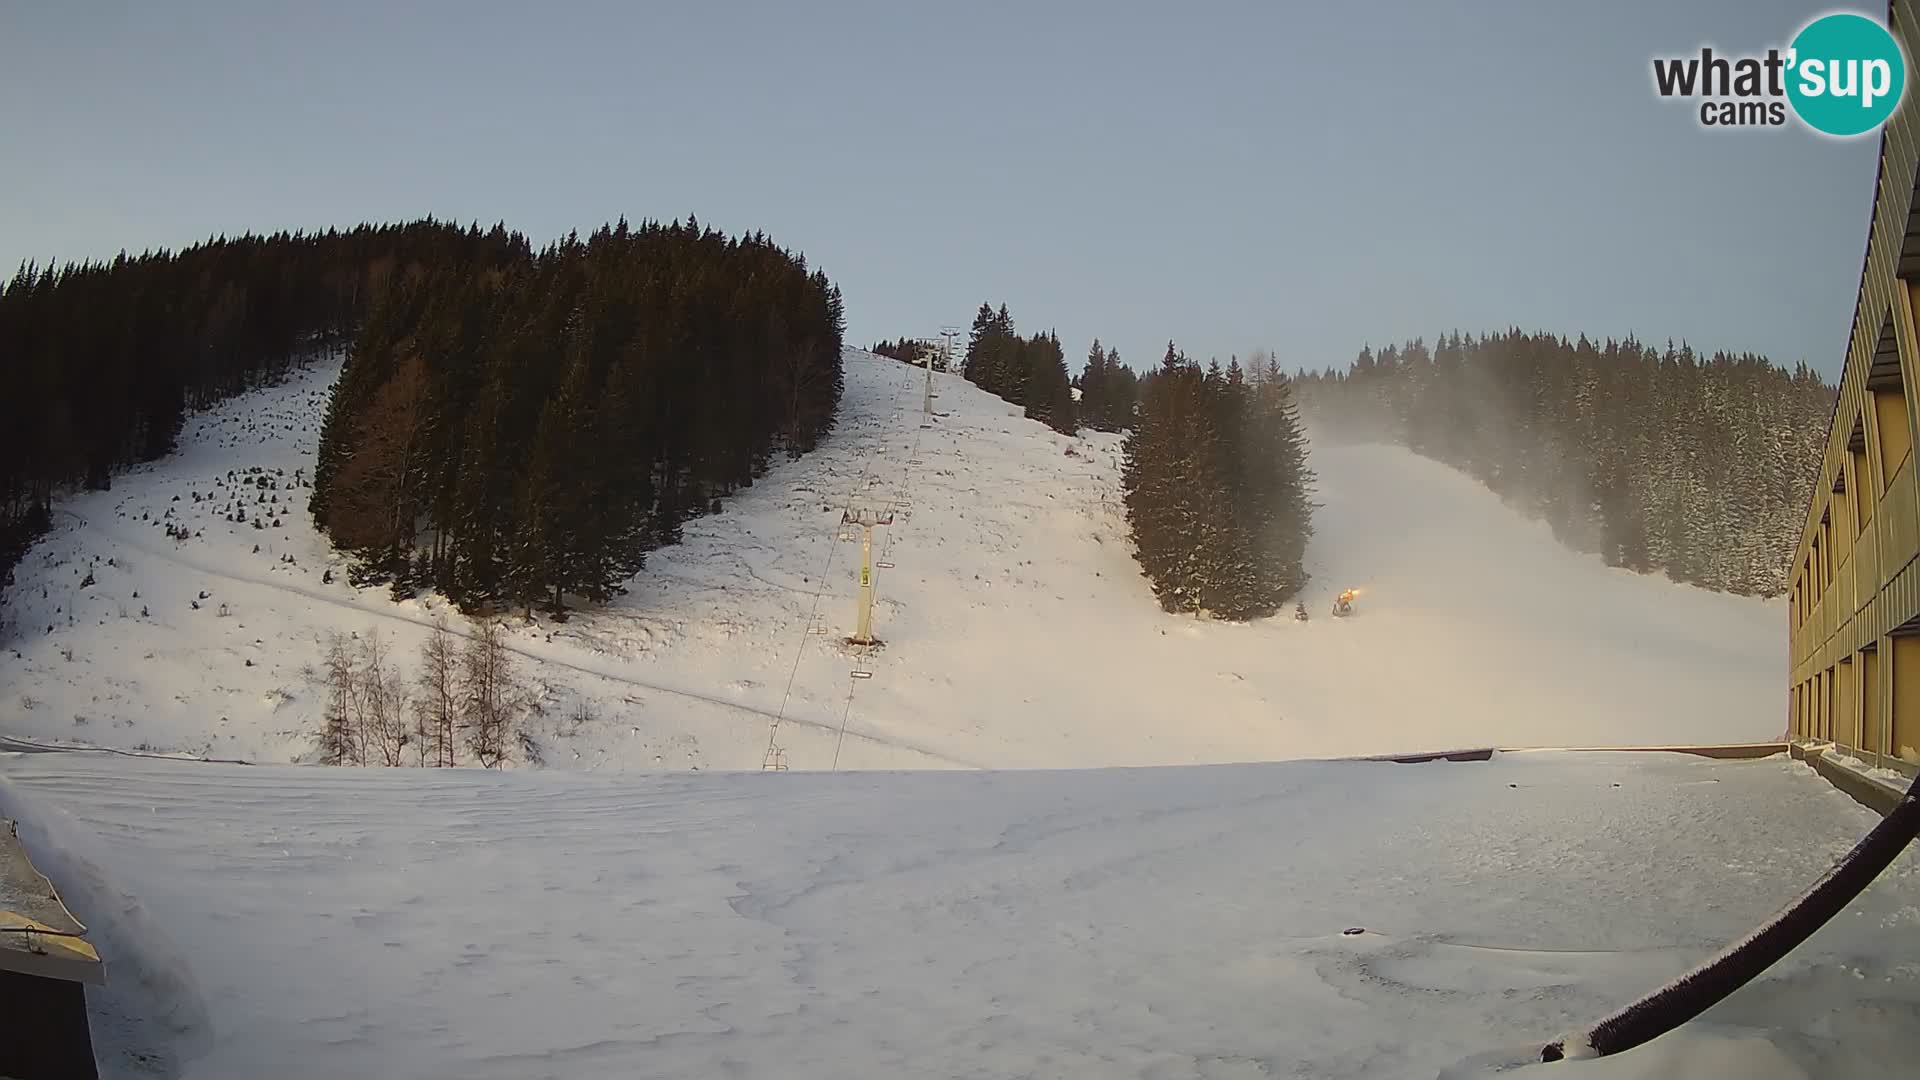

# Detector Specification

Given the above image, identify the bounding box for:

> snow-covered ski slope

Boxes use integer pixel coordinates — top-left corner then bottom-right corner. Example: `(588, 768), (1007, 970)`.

(2, 749), (1914, 1079)
(0, 349), (1783, 769)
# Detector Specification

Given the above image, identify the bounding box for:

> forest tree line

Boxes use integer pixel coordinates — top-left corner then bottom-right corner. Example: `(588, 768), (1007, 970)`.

(1124, 346), (1315, 619)
(1292, 330), (1833, 596)
(310, 217), (846, 615)
(869, 337), (951, 370)
(0, 219), (529, 607)
(879, 322), (1140, 434)
(961, 303), (1079, 435)
(1076, 339), (1141, 433)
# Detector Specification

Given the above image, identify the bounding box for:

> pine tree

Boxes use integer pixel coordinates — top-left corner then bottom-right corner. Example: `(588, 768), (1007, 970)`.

(963, 303), (996, 386)
(1023, 330), (1077, 434)
(1107, 347), (1138, 430)
(1121, 344), (1305, 617)
(1080, 338), (1109, 429)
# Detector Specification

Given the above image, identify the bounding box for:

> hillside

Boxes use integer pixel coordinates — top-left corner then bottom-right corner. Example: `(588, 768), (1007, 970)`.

(0, 349), (1786, 770)
(3, 748), (1914, 1078)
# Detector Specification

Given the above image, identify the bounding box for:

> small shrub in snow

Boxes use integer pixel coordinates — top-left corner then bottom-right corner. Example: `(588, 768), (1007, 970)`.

(517, 729), (544, 767)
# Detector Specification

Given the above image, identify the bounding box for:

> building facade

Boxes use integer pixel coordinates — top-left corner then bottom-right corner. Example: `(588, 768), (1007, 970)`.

(1788, 0), (1920, 772)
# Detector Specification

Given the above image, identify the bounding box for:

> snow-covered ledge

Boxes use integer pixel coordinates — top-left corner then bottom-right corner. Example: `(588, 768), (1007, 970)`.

(1791, 740), (1914, 816)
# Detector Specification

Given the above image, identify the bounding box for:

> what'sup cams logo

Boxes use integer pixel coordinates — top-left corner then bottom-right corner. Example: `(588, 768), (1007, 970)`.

(1653, 11), (1908, 136)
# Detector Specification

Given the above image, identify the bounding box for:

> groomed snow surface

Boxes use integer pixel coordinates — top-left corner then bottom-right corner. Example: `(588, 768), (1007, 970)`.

(2, 749), (1916, 1079)
(0, 349), (1784, 771)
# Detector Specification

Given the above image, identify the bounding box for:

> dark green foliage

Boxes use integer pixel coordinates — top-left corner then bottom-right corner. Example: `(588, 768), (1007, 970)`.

(1293, 330), (1832, 597)
(963, 303), (1016, 396)
(960, 302), (1078, 435)
(1075, 339), (1140, 432)
(310, 219), (845, 616)
(1122, 344), (1314, 619)
(1020, 331), (1076, 435)
(870, 337), (944, 369)
(0, 219), (512, 610)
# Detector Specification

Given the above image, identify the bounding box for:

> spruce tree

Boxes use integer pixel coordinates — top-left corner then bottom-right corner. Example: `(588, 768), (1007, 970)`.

(1080, 338), (1109, 429)
(1024, 330), (1077, 434)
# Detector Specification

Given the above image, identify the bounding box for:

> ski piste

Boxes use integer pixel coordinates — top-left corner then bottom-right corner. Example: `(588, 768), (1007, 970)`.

(1533, 764), (1920, 1065)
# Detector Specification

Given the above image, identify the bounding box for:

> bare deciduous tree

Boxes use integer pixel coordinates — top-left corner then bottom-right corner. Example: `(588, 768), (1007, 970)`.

(317, 631), (363, 765)
(416, 616), (460, 767)
(359, 628), (411, 767)
(460, 618), (521, 768)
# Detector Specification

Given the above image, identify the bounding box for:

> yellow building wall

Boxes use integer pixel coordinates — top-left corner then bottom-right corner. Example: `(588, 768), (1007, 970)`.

(1838, 656), (1859, 749)
(1863, 647), (1884, 755)
(1892, 636), (1920, 763)
(1787, 1), (1920, 780)
(1876, 387), (1911, 486)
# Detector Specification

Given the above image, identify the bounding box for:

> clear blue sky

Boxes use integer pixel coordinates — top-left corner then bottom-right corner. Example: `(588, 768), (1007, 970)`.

(0, 0), (1884, 379)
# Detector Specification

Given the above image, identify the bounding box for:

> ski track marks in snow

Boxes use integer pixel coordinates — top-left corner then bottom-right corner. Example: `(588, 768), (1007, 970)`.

(2, 349), (1787, 771)
(2, 750), (1915, 1079)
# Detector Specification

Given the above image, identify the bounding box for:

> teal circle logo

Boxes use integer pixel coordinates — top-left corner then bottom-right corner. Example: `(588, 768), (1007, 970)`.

(1787, 13), (1907, 136)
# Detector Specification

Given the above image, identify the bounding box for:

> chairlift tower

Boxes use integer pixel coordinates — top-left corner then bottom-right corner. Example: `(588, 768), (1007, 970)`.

(843, 506), (894, 645)
(923, 342), (935, 416)
(934, 326), (961, 417)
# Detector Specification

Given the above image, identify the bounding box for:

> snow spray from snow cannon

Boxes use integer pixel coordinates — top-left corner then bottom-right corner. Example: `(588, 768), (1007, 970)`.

(1529, 768), (1920, 1064)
